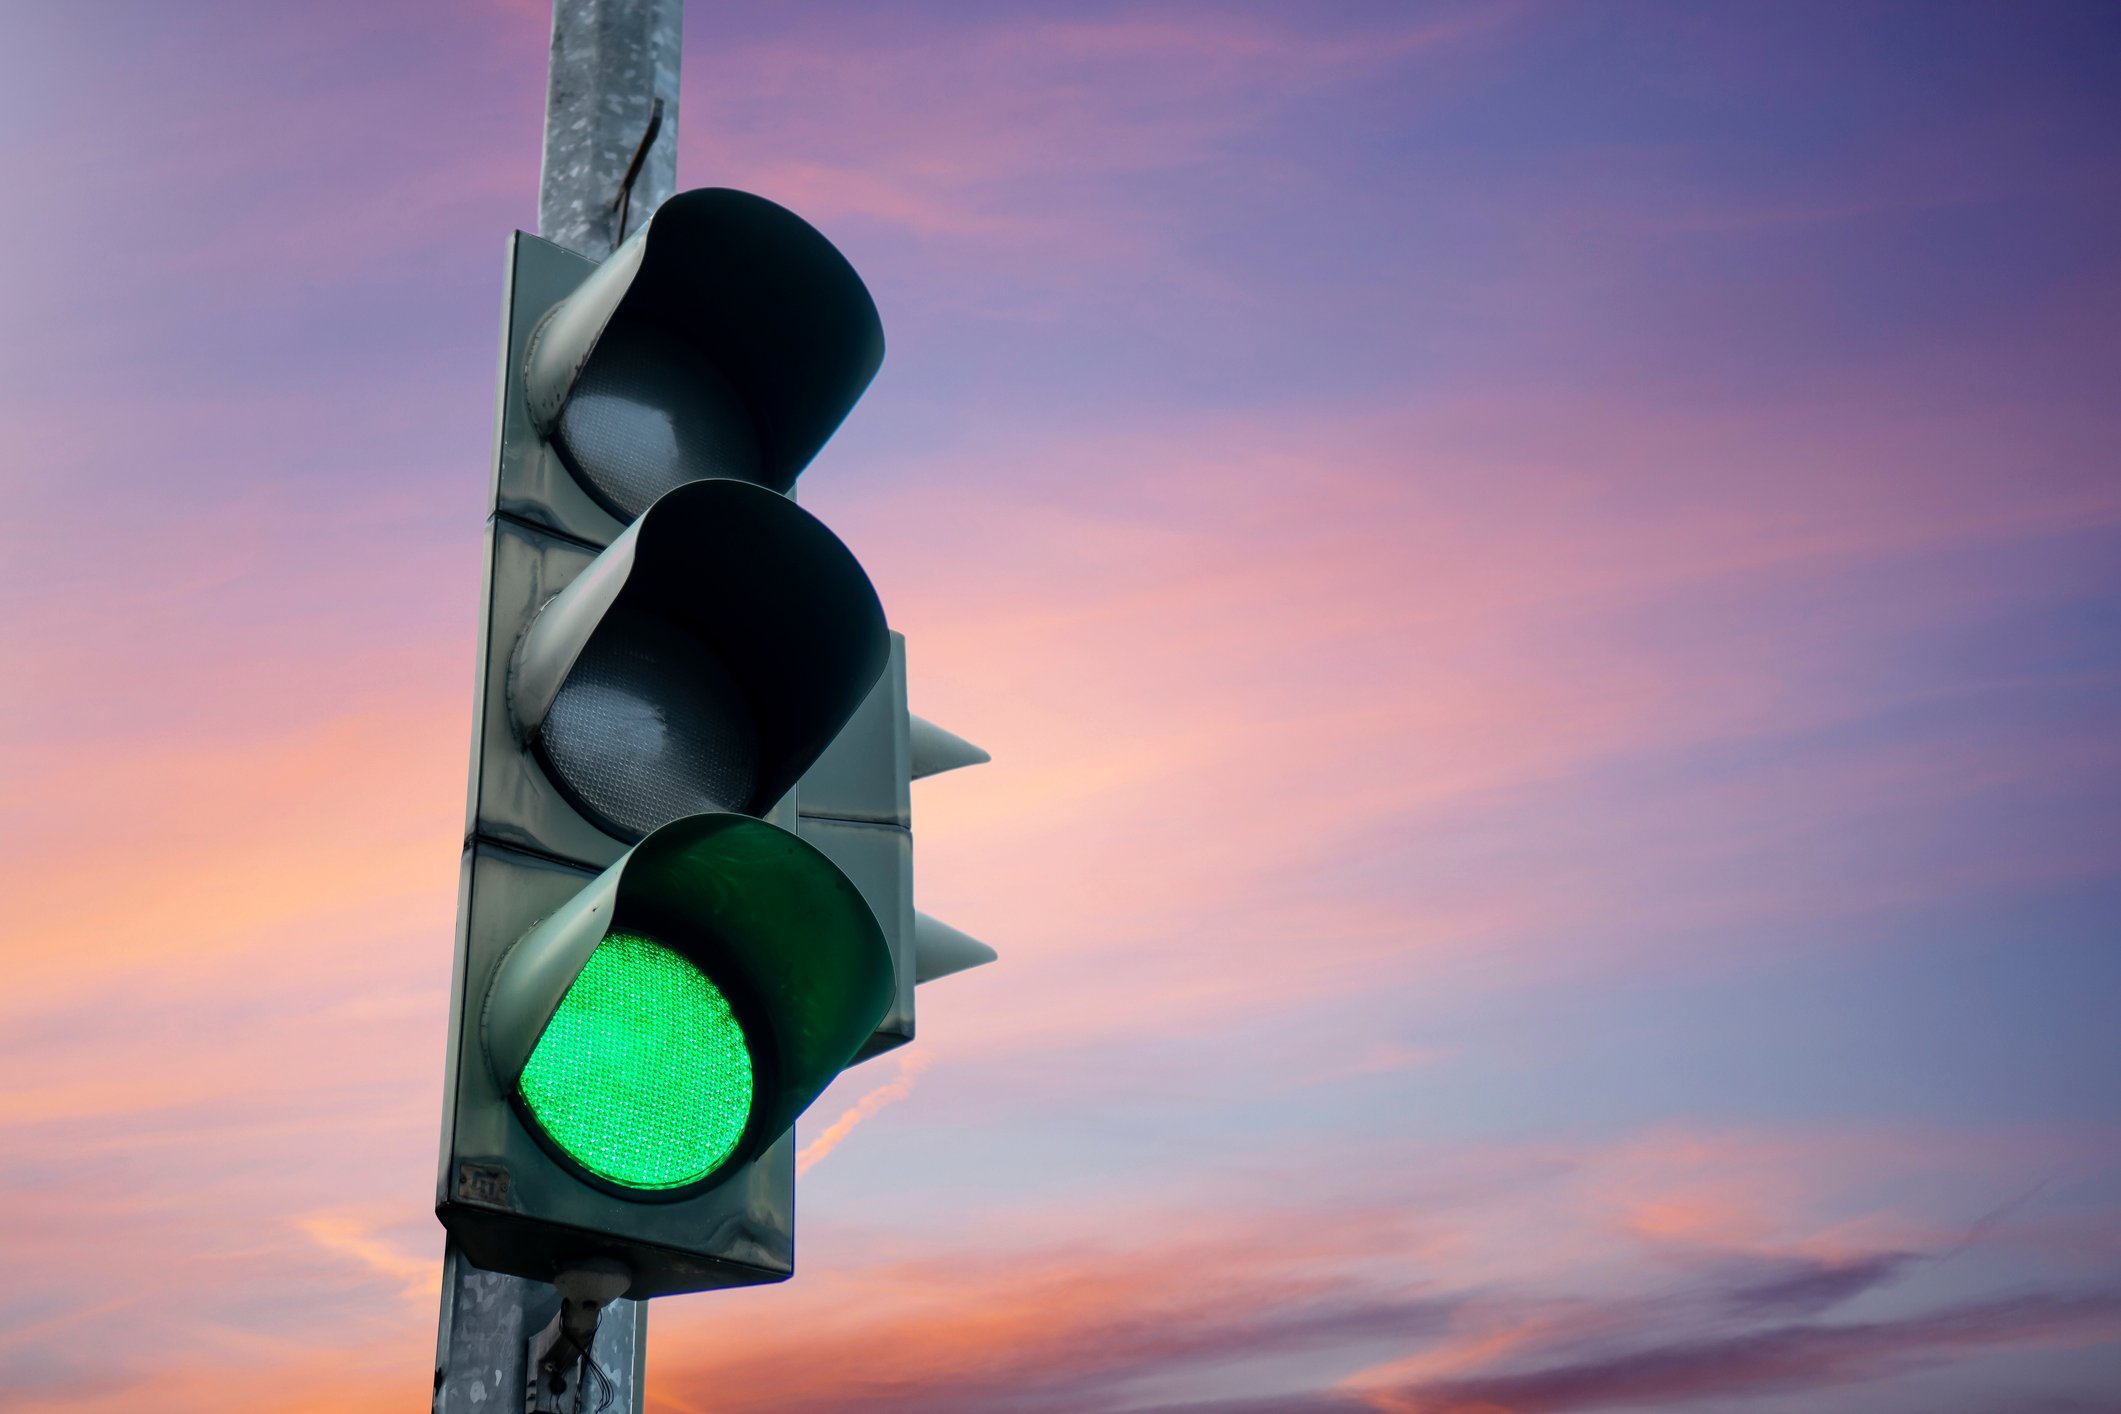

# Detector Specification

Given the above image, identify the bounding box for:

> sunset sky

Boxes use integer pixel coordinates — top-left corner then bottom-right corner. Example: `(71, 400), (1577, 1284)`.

(4, 2), (2119, 1410)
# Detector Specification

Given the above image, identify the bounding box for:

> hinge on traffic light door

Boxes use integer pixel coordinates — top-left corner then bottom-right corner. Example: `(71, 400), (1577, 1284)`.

(526, 1260), (630, 1413)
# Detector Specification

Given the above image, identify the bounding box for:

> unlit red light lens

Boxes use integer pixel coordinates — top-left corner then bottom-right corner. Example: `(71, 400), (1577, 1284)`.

(517, 931), (753, 1190)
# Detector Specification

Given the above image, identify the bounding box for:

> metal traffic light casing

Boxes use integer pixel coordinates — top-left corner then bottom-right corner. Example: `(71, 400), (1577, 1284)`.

(797, 634), (997, 1062)
(503, 187), (883, 543)
(438, 190), (898, 1297)
(482, 816), (890, 1194)
(483, 476), (885, 867)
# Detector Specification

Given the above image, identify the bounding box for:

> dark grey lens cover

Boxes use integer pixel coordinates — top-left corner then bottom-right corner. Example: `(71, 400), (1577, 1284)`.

(539, 612), (761, 841)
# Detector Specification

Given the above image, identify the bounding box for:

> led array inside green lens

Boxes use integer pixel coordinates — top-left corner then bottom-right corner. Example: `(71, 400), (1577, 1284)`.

(518, 931), (754, 1190)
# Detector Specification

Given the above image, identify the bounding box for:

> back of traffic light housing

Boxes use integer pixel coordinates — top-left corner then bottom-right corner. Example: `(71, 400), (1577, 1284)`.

(796, 633), (997, 1063)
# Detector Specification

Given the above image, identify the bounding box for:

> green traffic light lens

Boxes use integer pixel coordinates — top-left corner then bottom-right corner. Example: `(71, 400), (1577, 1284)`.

(517, 931), (754, 1191)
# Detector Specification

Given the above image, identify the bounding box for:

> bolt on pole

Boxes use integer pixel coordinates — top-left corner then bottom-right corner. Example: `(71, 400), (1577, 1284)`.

(433, 3), (681, 1411)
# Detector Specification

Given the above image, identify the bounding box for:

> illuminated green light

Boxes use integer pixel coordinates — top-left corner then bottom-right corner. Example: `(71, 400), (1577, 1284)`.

(518, 931), (753, 1190)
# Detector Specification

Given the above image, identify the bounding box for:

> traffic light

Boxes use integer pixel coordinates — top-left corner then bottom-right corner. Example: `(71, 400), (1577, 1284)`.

(797, 631), (996, 1064)
(437, 189), (909, 1298)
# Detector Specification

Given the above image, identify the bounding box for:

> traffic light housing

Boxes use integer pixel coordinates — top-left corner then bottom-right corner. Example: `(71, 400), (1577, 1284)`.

(482, 815), (890, 1195)
(798, 633), (997, 1062)
(437, 190), (904, 1296)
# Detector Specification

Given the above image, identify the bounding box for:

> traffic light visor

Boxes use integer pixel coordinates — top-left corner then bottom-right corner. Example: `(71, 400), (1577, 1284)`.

(523, 187), (884, 516)
(484, 814), (894, 1197)
(509, 478), (889, 840)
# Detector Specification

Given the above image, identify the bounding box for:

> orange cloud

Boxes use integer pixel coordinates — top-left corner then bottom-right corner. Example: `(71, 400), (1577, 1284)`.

(0, 694), (463, 1011)
(796, 1051), (933, 1177)
(297, 1209), (441, 1310)
(646, 1201), (1446, 1414)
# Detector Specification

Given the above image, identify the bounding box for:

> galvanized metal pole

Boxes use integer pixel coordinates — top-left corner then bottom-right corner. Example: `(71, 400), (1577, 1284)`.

(433, 3), (681, 1410)
(539, 0), (684, 261)
(434, 1242), (647, 1412)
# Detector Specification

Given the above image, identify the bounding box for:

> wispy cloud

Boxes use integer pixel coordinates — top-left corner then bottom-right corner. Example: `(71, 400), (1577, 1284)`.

(1365, 1290), (2121, 1414)
(797, 1052), (933, 1177)
(697, 3), (1522, 263)
(297, 1210), (440, 1309)
(6, 3), (2120, 1411)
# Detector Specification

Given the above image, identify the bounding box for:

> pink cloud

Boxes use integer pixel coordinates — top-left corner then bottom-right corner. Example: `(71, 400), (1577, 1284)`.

(822, 379), (2121, 1054)
(797, 1051), (933, 1176)
(684, 4), (1523, 275)
(3, 8), (2114, 1409)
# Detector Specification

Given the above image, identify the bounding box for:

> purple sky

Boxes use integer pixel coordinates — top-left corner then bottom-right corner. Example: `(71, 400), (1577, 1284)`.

(3, 3), (2118, 1410)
